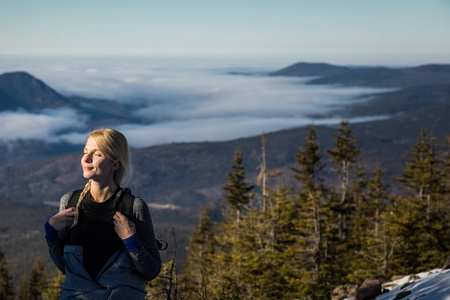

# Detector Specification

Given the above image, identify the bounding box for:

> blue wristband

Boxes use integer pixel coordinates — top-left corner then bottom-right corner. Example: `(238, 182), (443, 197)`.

(123, 233), (141, 252)
(45, 221), (59, 241)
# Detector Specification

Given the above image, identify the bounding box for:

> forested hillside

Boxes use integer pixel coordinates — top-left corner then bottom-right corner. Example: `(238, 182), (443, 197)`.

(176, 122), (450, 299)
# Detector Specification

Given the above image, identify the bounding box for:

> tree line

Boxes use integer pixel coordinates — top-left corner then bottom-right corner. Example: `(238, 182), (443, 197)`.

(1, 120), (449, 299)
(179, 121), (450, 299)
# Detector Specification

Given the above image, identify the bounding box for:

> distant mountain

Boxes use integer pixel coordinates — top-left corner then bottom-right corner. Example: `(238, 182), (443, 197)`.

(271, 62), (450, 88)
(339, 83), (450, 117)
(270, 62), (351, 77)
(0, 71), (73, 110)
(67, 95), (146, 128)
(0, 71), (145, 125)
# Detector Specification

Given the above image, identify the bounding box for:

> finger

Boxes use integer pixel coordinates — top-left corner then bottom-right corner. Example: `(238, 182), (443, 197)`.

(115, 211), (125, 218)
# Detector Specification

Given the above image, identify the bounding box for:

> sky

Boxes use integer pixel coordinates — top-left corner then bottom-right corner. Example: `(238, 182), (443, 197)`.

(1, 0), (450, 65)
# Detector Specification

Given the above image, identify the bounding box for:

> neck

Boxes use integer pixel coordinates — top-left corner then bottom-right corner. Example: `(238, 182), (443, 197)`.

(90, 181), (118, 203)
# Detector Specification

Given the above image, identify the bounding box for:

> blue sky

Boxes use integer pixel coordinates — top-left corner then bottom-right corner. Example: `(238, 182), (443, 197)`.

(1, 0), (449, 65)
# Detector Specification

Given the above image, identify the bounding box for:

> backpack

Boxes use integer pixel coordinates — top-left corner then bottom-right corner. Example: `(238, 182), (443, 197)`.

(66, 187), (167, 250)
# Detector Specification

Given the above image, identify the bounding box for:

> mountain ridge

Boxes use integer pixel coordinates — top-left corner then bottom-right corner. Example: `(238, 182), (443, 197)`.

(0, 71), (73, 110)
(270, 62), (450, 87)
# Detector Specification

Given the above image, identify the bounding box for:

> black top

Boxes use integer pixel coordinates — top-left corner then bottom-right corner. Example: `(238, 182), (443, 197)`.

(69, 188), (124, 280)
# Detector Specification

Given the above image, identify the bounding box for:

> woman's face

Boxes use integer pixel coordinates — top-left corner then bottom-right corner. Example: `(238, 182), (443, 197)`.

(81, 137), (117, 184)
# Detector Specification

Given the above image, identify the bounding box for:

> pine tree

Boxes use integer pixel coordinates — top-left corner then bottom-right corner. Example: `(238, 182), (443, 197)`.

(436, 136), (450, 253)
(291, 124), (325, 192)
(344, 157), (370, 283)
(19, 258), (48, 300)
(326, 119), (361, 240)
(207, 149), (255, 299)
(30, 258), (47, 300)
(182, 201), (215, 299)
(366, 162), (392, 278)
(146, 262), (179, 300)
(222, 149), (255, 219)
(42, 271), (64, 300)
(440, 136), (450, 196)
(345, 161), (394, 281)
(19, 275), (31, 300)
(391, 128), (444, 272)
(290, 124), (330, 299)
(0, 246), (14, 300)
(396, 128), (440, 224)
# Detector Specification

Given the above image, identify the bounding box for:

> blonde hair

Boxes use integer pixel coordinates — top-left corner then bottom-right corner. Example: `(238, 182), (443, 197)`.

(71, 128), (131, 228)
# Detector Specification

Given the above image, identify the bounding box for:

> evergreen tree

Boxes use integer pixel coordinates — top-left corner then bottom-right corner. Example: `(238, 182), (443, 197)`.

(206, 149), (255, 299)
(345, 161), (394, 281)
(42, 271), (64, 300)
(222, 149), (255, 222)
(290, 124), (330, 299)
(440, 136), (450, 197)
(291, 124), (325, 192)
(396, 128), (440, 224)
(436, 136), (450, 253)
(327, 119), (361, 240)
(344, 157), (370, 283)
(29, 258), (47, 300)
(19, 258), (48, 300)
(0, 246), (14, 300)
(366, 161), (390, 239)
(19, 275), (31, 300)
(366, 162), (392, 278)
(146, 261), (180, 300)
(243, 185), (305, 299)
(182, 201), (215, 299)
(391, 128), (444, 272)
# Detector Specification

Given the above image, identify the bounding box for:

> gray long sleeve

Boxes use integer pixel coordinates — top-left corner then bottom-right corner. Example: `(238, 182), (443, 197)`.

(129, 197), (162, 281)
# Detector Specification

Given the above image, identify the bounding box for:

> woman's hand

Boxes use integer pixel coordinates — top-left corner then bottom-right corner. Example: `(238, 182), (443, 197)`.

(113, 211), (136, 240)
(48, 207), (76, 231)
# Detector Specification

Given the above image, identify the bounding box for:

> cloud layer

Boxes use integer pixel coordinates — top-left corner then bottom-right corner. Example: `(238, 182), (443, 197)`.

(0, 107), (87, 142)
(0, 56), (390, 148)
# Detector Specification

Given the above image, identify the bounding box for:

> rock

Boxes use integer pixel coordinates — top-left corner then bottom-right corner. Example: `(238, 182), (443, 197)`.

(355, 279), (382, 300)
(332, 284), (358, 300)
(392, 290), (411, 300)
(361, 279), (382, 289)
(400, 281), (412, 290)
(408, 274), (420, 281)
(390, 275), (406, 281)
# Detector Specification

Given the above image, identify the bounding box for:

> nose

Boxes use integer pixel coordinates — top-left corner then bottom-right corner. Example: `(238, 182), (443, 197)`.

(82, 153), (93, 163)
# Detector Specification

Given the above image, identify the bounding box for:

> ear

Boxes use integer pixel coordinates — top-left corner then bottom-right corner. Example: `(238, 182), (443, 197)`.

(112, 160), (121, 171)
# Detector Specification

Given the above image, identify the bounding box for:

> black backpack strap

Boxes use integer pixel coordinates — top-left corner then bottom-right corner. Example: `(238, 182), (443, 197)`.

(156, 238), (168, 250)
(116, 187), (168, 251)
(66, 189), (83, 209)
(116, 187), (135, 220)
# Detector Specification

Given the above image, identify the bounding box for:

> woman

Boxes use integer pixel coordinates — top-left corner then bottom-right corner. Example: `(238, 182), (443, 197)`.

(45, 129), (161, 299)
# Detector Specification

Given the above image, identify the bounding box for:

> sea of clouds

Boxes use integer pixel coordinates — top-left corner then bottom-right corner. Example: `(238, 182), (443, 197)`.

(0, 55), (391, 148)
